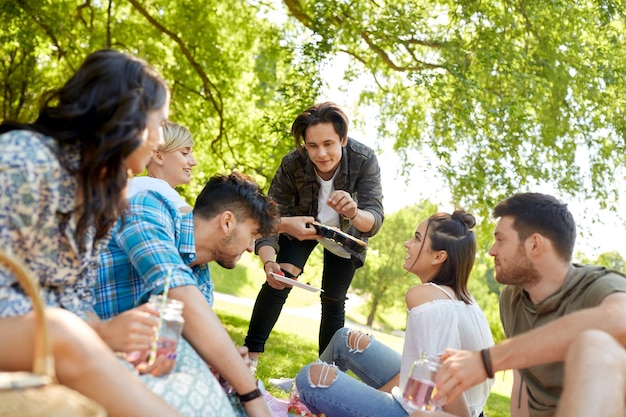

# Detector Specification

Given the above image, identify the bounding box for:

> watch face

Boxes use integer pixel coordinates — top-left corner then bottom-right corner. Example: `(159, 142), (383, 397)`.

(310, 221), (367, 255)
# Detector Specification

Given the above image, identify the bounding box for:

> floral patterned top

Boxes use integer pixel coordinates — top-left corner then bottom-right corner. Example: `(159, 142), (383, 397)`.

(0, 129), (103, 318)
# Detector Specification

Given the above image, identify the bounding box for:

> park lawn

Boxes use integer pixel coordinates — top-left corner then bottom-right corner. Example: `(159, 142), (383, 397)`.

(215, 297), (511, 417)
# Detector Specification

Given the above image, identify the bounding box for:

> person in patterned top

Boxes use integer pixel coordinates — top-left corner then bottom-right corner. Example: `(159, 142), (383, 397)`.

(0, 49), (184, 417)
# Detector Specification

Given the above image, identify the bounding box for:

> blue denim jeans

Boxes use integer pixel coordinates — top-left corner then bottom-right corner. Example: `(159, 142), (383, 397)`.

(295, 328), (408, 417)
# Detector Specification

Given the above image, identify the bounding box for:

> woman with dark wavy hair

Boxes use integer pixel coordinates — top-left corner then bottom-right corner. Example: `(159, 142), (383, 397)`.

(294, 210), (494, 417)
(0, 49), (183, 417)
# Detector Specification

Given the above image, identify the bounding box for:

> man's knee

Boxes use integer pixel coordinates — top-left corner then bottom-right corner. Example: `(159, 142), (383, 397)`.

(566, 330), (624, 369)
(321, 293), (346, 313)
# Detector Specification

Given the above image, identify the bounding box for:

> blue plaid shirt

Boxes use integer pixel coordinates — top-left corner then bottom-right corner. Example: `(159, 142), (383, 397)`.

(94, 190), (213, 319)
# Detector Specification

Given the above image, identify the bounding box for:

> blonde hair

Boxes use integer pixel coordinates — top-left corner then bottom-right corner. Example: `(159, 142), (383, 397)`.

(159, 121), (194, 152)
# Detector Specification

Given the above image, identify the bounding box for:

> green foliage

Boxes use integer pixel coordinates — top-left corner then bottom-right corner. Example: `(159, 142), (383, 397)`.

(0, 0), (321, 197)
(575, 249), (626, 273)
(10, 1), (626, 219)
(595, 251), (626, 273)
(283, 0), (626, 217)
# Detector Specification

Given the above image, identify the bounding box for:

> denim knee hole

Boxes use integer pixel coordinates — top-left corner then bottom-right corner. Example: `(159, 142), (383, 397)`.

(307, 362), (338, 388)
(346, 329), (371, 353)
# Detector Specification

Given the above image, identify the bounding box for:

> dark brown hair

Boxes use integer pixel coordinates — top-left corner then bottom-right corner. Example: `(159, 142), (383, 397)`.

(1, 49), (169, 239)
(428, 210), (477, 304)
(194, 172), (279, 237)
(291, 102), (349, 151)
(493, 192), (576, 261)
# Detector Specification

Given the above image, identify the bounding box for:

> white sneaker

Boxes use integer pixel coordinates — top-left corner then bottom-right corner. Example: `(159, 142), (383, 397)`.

(268, 377), (294, 392)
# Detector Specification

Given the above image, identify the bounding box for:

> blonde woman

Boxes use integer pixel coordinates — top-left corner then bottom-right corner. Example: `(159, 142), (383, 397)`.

(129, 121), (197, 212)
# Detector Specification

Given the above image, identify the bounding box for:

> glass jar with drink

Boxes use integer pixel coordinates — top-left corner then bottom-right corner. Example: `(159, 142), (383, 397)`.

(148, 294), (185, 360)
(402, 352), (442, 412)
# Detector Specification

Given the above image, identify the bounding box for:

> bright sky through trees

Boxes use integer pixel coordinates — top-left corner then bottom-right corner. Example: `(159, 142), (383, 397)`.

(318, 54), (626, 262)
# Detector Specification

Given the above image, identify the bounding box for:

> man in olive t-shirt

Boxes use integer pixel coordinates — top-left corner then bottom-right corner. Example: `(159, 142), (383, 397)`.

(431, 193), (626, 417)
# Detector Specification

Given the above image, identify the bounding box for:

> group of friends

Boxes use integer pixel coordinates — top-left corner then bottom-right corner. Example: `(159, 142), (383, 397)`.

(0, 48), (625, 417)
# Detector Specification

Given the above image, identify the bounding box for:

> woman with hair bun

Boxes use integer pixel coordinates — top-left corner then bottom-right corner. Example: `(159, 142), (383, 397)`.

(294, 210), (494, 417)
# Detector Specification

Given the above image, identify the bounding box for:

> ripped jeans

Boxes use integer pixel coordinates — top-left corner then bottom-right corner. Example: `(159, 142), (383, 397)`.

(295, 327), (407, 417)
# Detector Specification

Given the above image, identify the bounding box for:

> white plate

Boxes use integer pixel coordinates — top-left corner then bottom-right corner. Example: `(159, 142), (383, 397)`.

(269, 272), (323, 292)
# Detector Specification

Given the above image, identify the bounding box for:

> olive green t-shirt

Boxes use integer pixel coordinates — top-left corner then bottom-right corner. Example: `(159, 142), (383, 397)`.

(499, 264), (626, 417)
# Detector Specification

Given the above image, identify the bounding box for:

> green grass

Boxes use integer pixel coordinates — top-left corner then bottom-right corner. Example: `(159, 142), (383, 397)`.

(215, 296), (512, 417)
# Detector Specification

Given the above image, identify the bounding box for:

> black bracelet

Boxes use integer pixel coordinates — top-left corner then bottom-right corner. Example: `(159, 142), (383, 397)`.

(480, 348), (495, 379)
(348, 209), (359, 220)
(263, 260), (274, 268)
(237, 387), (262, 403)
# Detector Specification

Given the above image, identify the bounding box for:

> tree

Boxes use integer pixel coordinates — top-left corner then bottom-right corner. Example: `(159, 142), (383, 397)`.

(596, 250), (626, 272)
(577, 249), (626, 272)
(282, 0), (626, 216)
(0, 0), (322, 195)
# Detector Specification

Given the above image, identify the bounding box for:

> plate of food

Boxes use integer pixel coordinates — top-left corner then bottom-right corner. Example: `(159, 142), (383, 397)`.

(309, 221), (367, 256)
(269, 272), (323, 292)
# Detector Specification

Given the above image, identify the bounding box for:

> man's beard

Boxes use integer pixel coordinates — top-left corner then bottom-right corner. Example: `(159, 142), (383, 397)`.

(495, 245), (542, 287)
(213, 231), (240, 270)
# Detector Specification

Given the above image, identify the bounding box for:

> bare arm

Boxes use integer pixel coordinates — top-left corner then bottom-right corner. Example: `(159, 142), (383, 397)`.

(89, 304), (158, 353)
(435, 292), (626, 404)
(442, 396), (471, 417)
(491, 292), (626, 370)
(168, 285), (271, 417)
(348, 207), (375, 233)
(257, 245), (292, 290)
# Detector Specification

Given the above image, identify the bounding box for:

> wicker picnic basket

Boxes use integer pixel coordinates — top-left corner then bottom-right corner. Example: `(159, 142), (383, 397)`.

(0, 250), (106, 417)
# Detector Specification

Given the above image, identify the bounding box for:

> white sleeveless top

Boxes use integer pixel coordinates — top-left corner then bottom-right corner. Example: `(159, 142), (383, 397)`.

(393, 282), (494, 417)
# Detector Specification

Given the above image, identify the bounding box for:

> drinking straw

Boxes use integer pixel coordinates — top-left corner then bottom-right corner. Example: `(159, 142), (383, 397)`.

(148, 267), (172, 365)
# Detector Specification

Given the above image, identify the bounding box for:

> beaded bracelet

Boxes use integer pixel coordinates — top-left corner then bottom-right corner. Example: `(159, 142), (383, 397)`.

(480, 348), (495, 379)
(237, 387), (262, 403)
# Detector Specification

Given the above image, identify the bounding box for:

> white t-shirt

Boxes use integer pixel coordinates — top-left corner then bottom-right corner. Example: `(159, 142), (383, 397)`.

(392, 283), (494, 417)
(127, 177), (190, 210)
(316, 172), (350, 259)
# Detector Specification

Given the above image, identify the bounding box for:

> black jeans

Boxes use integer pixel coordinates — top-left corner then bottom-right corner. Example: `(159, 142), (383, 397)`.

(245, 235), (356, 355)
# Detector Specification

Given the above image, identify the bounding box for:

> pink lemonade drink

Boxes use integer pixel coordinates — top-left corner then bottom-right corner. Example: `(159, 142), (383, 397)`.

(402, 376), (438, 411)
(156, 337), (178, 357)
(125, 350), (146, 363)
